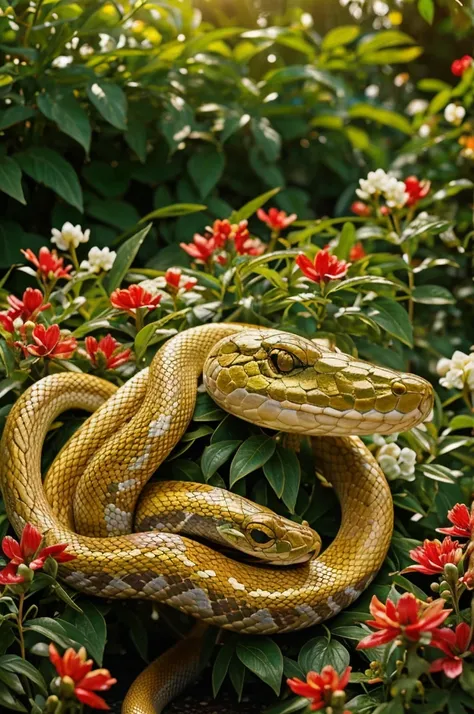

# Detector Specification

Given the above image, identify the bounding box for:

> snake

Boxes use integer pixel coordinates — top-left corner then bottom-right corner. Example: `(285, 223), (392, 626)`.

(0, 324), (434, 713)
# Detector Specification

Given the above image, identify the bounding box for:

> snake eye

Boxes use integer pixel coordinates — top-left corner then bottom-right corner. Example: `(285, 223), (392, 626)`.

(269, 350), (296, 374)
(248, 526), (275, 546)
(391, 381), (407, 396)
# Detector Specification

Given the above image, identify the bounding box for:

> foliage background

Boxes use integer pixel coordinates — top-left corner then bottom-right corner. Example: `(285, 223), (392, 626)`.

(0, 1), (473, 713)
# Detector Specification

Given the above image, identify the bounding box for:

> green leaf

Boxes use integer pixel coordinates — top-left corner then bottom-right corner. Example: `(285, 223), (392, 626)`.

(231, 187), (280, 223)
(104, 224), (152, 294)
(298, 637), (350, 675)
(264, 65), (345, 97)
(229, 436), (276, 487)
(367, 297), (413, 347)
(252, 118), (281, 162)
(188, 148), (225, 199)
(449, 415), (474, 430)
(236, 637), (283, 695)
(37, 91), (91, 153)
(212, 642), (234, 697)
(0, 683), (27, 712)
(193, 393), (226, 422)
(23, 617), (75, 649)
(428, 88), (451, 115)
(357, 31), (416, 54)
(322, 26), (360, 50)
(125, 116), (147, 162)
(334, 222), (356, 261)
(62, 601), (107, 665)
(0, 156), (25, 204)
(228, 656), (246, 700)
(0, 656), (47, 695)
(348, 104), (412, 134)
(412, 285), (455, 305)
(140, 204), (207, 223)
(359, 47), (422, 65)
(87, 81), (127, 130)
(15, 148), (83, 212)
(418, 0), (434, 23)
(263, 445), (300, 501)
(201, 440), (242, 480)
(431, 179), (474, 201)
(0, 105), (35, 131)
(326, 275), (401, 294)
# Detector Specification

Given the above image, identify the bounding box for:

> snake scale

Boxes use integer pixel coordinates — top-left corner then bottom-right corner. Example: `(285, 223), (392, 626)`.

(0, 324), (434, 713)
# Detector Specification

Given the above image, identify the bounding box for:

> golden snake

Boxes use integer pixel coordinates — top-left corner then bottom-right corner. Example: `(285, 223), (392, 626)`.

(0, 324), (434, 713)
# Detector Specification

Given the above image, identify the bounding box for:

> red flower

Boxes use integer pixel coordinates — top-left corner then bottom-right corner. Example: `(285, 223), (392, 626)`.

(430, 623), (474, 679)
(235, 236), (265, 256)
(110, 285), (162, 316)
(404, 176), (431, 206)
(349, 242), (366, 261)
(356, 593), (451, 649)
(210, 219), (234, 247)
(287, 666), (351, 711)
(180, 233), (220, 263)
(24, 324), (77, 359)
(257, 207), (297, 230)
(0, 288), (50, 334)
(0, 523), (75, 585)
(0, 312), (16, 334)
(164, 268), (197, 292)
(437, 503), (473, 539)
(451, 55), (473, 77)
(21, 247), (72, 281)
(49, 644), (116, 710)
(296, 249), (349, 283)
(351, 201), (372, 217)
(402, 537), (463, 576)
(85, 335), (131, 370)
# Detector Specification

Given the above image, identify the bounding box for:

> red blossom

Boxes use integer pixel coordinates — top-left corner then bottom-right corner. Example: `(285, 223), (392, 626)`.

(0, 288), (50, 334)
(296, 249), (349, 283)
(110, 285), (162, 316)
(402, 537), (463, 576)
(437, 503), (474, 539)
(49, 644), (116, 710)
(235, 236), (265, 256)
(85, 335), (131, 370)
(257, 207), (297, 230)
(451, 55), (473, 77)
(180, 233), (220, 263)
(210, 219), (234, 247)
(164, 268), (197, 292)
(0, 523), (75, 585)
(287, 666), (351, 711)
(351, 201), (372, 217)
(349, 243), (366, 261)
(21, 247), (72, 281)
(24, 324), (77, 360)
(356, 593), (451, 650)
(430, 623), (474, 679)
(404, 176), (431, 206)
(0, 312), (16, 334)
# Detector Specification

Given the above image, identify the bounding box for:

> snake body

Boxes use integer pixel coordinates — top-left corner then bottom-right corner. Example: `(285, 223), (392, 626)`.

(0, 324), (433, 713)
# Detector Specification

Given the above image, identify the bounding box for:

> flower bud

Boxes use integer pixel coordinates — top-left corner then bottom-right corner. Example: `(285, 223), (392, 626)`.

(444, 562), (460, 584)
(430, 582), (440, 592)
(44, 695), (60, 713)
(439, 580), (450, 592)
(440, 590), (452, 600)
(331, 689), (346, 708)
(59, 675), (76, 699)
(43, 556), (58, 579)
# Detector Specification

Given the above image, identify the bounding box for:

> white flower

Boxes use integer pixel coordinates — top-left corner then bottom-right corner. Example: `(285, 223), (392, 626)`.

(376, 440), (417, 481)
(406, 99), (428, 116)
(356, 169), (408, 208)
(419, 124), (431, 138)
(51, 222), (90, 251)
(51, 55), (73, 68)
(80, 246), (116, 274)
(437, 350), (474, 391)
(444, 103), (466, 125)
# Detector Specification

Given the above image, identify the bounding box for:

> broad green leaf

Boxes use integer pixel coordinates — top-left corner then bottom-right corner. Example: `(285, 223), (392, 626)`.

(140, 204), (206, 222)
(201, 440), (241, 480)
(359, 47), (422, 65)
(263, 445), (300, 500)
(188, 148), (225, 199)
(0, 157), (24, 204)
(412, 285), (455, 305)
(334, 222), (356, 261)
(37, 91), (91, 153)
(418, 0), (434, 23)
(228, 655), (246, 700)
(62, 601), (107, 665)
(264, 65), (345, 97)
(236, 637), (283, 695)
(322, 26), (360, 50)
(193, 393), (226, 422)
(252, 117), (281, 162)
(125, 116), (147, 162)
(87, 81), (127, 130)
(326, 275), (401, 294)
(348, 104), (412, 134)
(86, 198), (140, 230)
(104, 224), (151, 294)
(0, 105), (35, 131)
(231, 187), (280, 223)
(431, 179), (474, 201)
(428, 88), (451, 115)
(23, 617), (75, 649)
(366, 297), (413, 347)
(184, 27), (245, 57)
(265, 698), (308, 714)
(357, 31), (416, 54)
(212, 642), (234, 697)
(0, 656), (47, 695)
(15, 148), (83, 211)
(230, 436), (276, 486)
(449, 415), (474, 430)
(0, 683), (27, 712)
(298, 637), (350, 675)
(401, 214), (451, 241)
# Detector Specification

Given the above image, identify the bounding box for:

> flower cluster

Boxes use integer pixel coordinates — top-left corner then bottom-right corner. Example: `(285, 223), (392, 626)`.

(353, 171), (430, 215)
(81, 246), (116, 274)
(22, 247), (72, 282)
(451, 54), (473, 76)
(373, 434), (417, 482)
(437, 350), (474, 391)
(180, 218), (265, 265)
(51, 222), (90, 251)
(0, 288), (50, 335)
(403, 537), (463, 576)
(49, 644), (116, 710)
(0, 523), (75, 586)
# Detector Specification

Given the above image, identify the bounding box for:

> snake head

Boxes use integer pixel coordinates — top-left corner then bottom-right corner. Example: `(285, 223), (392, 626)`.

(204, 329), (434, 436)
(217, 512), (321, 565)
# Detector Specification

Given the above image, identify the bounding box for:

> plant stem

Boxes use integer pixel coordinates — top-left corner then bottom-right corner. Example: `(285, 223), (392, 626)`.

(17, 593), (26, 660)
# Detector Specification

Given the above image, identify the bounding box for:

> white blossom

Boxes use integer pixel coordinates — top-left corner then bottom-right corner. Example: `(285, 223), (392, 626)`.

(375, 439), (417, 481)
(406, 99), (428, 116)
(80, 246), (116, 274)
(51, 55), (73, 68)
(356, 169), (408, 208)
(444, 103), (466, 125)
(51, 222), (90, 251)
(437, 350), (474, 391)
